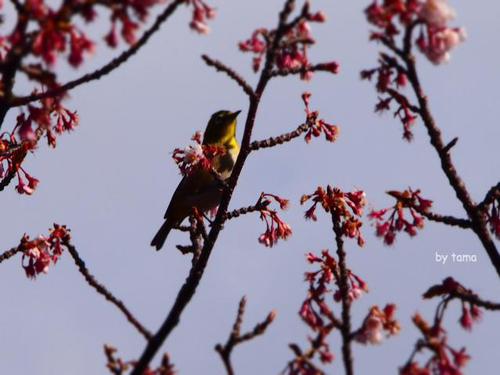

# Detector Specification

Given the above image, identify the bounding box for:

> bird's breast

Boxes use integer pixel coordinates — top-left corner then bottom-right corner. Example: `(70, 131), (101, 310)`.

(214, 144), (239, 180)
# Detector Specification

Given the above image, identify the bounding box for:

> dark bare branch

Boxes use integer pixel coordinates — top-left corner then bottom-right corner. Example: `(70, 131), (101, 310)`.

(478, 182), (500, 211)
(129, 3), (299, 373)
(0, 245), (22, 263)
(215, 297), (275, 375)
(412, 206), (472, 229)
(64, 240), (152, 340)
(202, 55), (256, 98)
(270, 62), (339, 78)
(249, 123), (309, 151)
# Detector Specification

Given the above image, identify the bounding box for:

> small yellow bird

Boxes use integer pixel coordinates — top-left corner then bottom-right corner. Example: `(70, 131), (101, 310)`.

(151, 110), (241, 250)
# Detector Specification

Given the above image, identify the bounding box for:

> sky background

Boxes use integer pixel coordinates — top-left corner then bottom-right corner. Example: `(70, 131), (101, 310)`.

(1, 0), (500, 374)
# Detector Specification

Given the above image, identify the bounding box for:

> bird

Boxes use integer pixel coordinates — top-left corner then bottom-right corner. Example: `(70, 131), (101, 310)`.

(151, 110), (241, 250)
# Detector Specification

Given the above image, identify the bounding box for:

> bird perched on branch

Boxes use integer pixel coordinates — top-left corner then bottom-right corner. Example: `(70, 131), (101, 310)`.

(151, 110), (241, 250)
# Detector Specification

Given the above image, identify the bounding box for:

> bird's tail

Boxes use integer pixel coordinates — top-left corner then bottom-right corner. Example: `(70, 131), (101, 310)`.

(151, 220), (173, 251)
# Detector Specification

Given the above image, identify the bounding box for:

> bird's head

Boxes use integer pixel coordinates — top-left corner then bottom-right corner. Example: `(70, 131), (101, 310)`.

(203, 110), (241, 145)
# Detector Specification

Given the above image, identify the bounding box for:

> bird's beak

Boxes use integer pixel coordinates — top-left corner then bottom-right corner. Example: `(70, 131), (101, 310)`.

(231, 110), (242, 120)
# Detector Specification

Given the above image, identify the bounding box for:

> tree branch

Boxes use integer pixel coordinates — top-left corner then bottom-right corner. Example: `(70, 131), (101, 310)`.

(400, 25), (500, 277)
(129, 2), (300, 373)
(0, 169), (18, 192)
(64, 240), (152, 340)
(224, 200), (270, 221)
(249, 123), (309, 151)
(478, 182), (500, 211)
(202, 55), (256, 98)
(449, 290), (500, 311)
(331, 213), (354, 375)
(0, 245), (22, 263)
(269, 62), (339, 78)
(10, 0), (186, 107)
(215, 297), (275, 375)
(412, 206), (472, 229)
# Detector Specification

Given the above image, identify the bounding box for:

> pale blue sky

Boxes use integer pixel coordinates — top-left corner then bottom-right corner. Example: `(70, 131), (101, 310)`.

(1, 1), (499, 374)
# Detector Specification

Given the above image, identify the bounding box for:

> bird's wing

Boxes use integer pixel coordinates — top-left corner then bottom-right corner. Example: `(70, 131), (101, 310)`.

(163, 169), (215, 219)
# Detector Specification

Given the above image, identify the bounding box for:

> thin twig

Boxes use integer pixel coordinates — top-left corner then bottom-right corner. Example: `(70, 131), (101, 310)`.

(64, 240), (152, 340)
(269, 62), (338, 78)
(0, 245), (22, 263)
(413, 207), (472, 229)
(478, 182), (500, 211)
(442, 137), (458, 153)
(215, 297), (275, 375)
(10, 0), (186, 107)
(224, 200), (270, 221)
(448, 291), (500, 311)
(202, 55), (256, 99)
(129, 2), (300, 373)
(285, 343), (326, 375)
(386, 88), (421, 114)
(0, 169), (18, 192)
(249, 123), (309, 151)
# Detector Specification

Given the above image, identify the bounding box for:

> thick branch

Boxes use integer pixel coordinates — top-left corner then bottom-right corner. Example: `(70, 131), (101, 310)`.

(202, 55), (256, 98)
(129, 2), (298, 373)
(401, 26), (500, 277)
(10, 0), (186, 107)
(331, 214), (354, 375)
(64, 241), (152, 340)
(133, 0), (325, 370)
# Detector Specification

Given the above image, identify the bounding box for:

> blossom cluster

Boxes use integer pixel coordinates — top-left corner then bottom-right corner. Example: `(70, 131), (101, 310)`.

(367, 70), (418, 141)
(0, 96), (79, 194)
(104, 345), (175, 375)
(401, 313), (470, 375)
(256, 193), (292, 248)
(0, 0), (214, 195)
(291, 250), (346, 371)
(187, 0), (216, 34)
(20, 224), (70, 279)
(354, 304), (400, 345)
(369, 188), (432, 245)
(363, 0), (465, 140)
(401, 277), (488, 374)
(365, 0), (465, 65)
(287, 250), (398, 373)
(6, 0), (214, 67)
(422, 277), (482, 331)
(486, 198), (500, 240)
(238, 4), (337, 80)
(104, 0), (216, 45)
(8, 0), (157, 68)
(304, 250), (369, 309)
(172, 131), (226, 176)
(417, 0), (466, 64)
(301, 186), (366, 247)
(301, 92), (339, 144)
